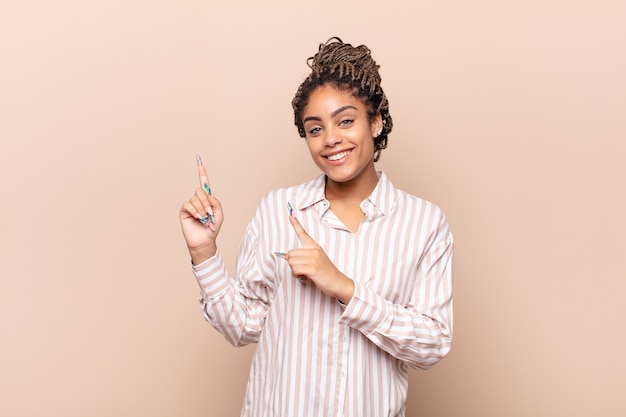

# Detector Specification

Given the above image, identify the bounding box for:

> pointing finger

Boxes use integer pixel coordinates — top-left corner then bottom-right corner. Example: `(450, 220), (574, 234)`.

(196, 154), (216, 224)
(289, 212), (317, 248)
(196, 154), (213, 195)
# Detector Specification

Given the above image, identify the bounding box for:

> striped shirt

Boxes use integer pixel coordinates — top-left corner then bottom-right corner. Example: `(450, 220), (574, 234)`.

(193, 171), (454, 417)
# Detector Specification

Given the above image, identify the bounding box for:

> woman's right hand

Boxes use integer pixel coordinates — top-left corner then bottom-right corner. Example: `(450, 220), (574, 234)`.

(179, 155), (223, 265)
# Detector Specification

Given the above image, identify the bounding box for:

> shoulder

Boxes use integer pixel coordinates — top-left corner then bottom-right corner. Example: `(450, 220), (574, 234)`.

(260, 175), (324, 207)
(377, 172), (445, 217)
(255, 176), (321, 215)
(396, 188), (443, 214)
(388, 182), (450, 233)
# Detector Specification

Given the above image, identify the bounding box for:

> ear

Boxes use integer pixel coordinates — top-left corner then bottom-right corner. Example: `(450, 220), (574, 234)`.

(371, 112), (383, 137)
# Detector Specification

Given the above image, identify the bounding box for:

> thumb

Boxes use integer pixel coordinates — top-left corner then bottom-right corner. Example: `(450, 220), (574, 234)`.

(289, 215), (317, 248)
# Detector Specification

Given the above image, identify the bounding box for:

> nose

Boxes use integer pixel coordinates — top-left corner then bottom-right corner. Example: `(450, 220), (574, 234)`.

(324, 125), (343, 147)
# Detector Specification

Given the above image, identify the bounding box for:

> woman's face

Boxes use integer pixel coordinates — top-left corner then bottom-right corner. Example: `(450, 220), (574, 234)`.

(301, 85), (382, 187)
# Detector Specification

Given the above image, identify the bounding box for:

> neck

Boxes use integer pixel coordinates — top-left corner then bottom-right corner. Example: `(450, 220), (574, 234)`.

(324, 168), (379, 203)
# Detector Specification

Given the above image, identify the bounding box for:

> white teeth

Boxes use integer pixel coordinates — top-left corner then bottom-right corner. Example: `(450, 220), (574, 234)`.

(327, 151), (350, 161)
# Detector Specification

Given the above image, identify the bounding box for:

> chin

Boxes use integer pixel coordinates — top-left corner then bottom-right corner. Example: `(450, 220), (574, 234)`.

(325, 169), (359, 184)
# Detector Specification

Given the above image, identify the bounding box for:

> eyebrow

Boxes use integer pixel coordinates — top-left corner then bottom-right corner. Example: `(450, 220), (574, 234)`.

(303, 105), (359, 124)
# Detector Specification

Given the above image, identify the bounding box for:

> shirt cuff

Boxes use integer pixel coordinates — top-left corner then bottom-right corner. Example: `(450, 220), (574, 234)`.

(192, 250), (229, 300)
(339, 281), (387, 335)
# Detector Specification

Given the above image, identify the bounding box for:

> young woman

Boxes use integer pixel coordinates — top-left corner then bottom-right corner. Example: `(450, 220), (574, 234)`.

(180, 37), (454, 417)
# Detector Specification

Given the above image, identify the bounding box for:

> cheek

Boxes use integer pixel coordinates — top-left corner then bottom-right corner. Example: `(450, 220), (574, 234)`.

(356, 129), (376, 149)
(304, 137), (320, 153)
(304, 139), (327, 166)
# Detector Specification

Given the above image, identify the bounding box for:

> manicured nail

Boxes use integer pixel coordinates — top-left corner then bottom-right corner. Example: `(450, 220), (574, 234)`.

(203, 205), (215, 223)
(196, 154), (203, 166)
(274, 252), (288, 259)
(287, 202), (293, 217)
(202, 182), (215, 223)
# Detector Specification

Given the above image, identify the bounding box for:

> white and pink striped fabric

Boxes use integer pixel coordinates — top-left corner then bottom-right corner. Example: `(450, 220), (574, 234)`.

(192, 171), (454, 417)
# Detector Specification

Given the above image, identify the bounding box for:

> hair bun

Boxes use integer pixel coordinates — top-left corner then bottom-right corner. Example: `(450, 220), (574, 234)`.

(307, 37), (381, 88)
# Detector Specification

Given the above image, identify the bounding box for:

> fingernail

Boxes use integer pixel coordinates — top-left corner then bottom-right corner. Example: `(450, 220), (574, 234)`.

(205, 206), (216, 223)
(274, 252), (288, 259)
(199, 215), (210, 225)
(196, 154), (203, 166)
(287, 202), (293, 217)
(203, 183), (212, 196)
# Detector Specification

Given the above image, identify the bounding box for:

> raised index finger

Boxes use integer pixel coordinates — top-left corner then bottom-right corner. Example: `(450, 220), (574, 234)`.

(289, 214), (316, 247)
(196, 154), (212, 196)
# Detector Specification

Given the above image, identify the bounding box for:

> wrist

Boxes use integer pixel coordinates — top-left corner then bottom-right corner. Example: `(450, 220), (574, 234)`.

(336, 275), (355, 305)
(189, 242), (217, 266)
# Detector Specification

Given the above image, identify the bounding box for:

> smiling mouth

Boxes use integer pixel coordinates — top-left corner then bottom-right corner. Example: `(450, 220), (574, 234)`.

(326, 150), (352, 161)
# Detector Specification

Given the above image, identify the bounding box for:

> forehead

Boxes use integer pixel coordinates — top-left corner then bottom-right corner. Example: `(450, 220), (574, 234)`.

(303, 85), (366, 116)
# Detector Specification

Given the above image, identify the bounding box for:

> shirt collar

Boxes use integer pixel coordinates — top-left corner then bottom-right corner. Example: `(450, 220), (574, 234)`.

(295, 170), (396, 219)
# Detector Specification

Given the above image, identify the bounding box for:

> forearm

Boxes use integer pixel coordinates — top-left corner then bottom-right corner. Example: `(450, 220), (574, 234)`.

(340, 282), (453, 369)
(193, 251), (267, 346)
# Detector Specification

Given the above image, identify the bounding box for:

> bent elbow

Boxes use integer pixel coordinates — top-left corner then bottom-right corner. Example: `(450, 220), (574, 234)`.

(403, 335), (452, 370)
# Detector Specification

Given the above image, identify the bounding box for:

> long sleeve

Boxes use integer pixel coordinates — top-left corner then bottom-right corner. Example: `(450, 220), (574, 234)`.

(192, 210), (277, 347)
(339, 213), (454, 369)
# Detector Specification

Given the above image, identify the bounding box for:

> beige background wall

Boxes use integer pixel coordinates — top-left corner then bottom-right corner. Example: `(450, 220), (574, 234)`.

(1, 1), (624, 416)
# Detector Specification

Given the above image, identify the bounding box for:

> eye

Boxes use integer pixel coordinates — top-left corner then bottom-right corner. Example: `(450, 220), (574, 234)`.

(307, 126), (322, 135)
(339, 119), (354, 127)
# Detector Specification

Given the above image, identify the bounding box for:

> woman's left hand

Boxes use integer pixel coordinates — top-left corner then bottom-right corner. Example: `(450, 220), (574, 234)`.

(287, 215), (355, 304)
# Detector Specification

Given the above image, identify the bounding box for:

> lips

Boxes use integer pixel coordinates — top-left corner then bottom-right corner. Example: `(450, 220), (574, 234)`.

(325, 149), (352, 161)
